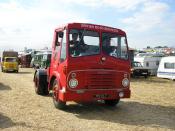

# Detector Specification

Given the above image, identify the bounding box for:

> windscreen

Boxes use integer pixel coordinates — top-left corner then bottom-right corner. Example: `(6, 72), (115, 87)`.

(43, 54), (51, 61)
(43, 54), (47, 61)
(35, 54), (43, 60)
(5, 58), (17, 62)
(102, 33), (128, 60)
(69, 29), (100, 57)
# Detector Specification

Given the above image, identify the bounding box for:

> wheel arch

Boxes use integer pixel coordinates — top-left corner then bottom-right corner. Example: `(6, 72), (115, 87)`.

(49, 72), (60, 91)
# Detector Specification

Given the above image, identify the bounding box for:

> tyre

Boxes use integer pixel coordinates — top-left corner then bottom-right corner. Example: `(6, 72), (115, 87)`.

(52, 79), (66, 109)
(34, 73), (49, 95)
(105, 99), (120, 106)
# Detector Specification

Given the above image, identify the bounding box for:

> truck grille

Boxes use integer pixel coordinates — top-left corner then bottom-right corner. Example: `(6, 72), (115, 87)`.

(85, 72), (116, 89)
(5, 63), (15, 69)
(9, 64), (14, 68)
(68, 70), (125, 90)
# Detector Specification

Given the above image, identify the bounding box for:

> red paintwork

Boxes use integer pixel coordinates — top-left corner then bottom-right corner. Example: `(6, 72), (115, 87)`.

(48, 23), (131, 102)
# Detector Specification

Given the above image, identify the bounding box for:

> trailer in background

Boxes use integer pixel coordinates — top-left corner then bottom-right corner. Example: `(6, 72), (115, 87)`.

(157, 56), (175, 80)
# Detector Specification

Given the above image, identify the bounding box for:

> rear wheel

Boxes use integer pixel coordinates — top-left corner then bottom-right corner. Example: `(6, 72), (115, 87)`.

(52, 79), (66, 109)
(105, 99), (120, 106)
(34, 73), (49, 95)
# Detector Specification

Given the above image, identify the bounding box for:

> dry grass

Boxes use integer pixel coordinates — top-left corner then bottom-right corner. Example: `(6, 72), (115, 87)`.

(0, 68), (175, 131)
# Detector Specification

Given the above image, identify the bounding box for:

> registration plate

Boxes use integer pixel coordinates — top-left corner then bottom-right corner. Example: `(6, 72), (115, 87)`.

(94, 94), (110, 99)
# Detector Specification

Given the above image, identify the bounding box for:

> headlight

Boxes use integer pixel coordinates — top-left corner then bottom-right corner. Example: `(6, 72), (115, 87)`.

(69, 79), (78, 88)
(122, 78), (129, 87)
(119, 92), (124, 97)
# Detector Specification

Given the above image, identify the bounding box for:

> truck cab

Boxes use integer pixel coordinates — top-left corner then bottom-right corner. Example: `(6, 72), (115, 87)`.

(1, 51), (19, 73)
(30, 53), (43, 68)
(40, 52), (52, 69)
(34, 23), (131, 109)
(1, 57), (19, 72)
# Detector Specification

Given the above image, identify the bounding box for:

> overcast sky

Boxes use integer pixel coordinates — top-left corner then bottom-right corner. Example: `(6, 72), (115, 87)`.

(0, 0), (175, 53)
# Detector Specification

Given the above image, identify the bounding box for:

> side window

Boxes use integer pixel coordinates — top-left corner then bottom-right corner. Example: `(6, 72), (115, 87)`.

(60, 30), (67, 62)
(55, 32), (62, 51)
(54, 31), (63, 60)
(164, 63), (174, 69)
(120, 37), (128, 59)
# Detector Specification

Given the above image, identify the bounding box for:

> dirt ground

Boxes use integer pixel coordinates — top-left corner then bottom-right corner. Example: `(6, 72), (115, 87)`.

(0, 68), (175, 131)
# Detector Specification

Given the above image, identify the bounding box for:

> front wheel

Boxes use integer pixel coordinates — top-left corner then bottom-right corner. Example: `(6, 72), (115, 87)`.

(52, 79), (66, 109)
(104, 99), (120, 106)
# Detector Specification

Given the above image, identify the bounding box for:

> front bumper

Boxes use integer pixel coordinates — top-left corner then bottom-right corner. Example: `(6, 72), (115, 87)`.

(58, 88), (131, 102)
(3, 67), (18, 71)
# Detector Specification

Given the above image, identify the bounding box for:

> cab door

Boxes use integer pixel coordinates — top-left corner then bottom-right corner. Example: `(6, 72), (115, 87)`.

(51, 29), (67, 86)
(52, 30), (63, 73)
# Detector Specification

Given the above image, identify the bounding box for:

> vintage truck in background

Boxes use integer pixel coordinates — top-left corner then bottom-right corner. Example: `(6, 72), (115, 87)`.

(131, 61), (150, 78)
(1, 51), (19, 73)
(33, 23), (131, 109)
(30, 51), (52, 68)
(20, 53), (32, 68)
(40, 51), (52, 69)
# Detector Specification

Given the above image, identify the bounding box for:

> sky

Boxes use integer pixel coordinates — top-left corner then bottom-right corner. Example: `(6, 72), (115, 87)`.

(0, 0), (175, 53)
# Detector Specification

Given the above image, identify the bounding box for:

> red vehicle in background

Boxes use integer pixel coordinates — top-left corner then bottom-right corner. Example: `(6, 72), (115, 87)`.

(20, 53), (32, 68)
(34, 23), (131, 109)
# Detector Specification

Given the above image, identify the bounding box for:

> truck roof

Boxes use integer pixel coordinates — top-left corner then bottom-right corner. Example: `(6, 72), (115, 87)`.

(34, 51), (52, 55)
(2, 51), (18, 58)
(55, 23), (126, 35)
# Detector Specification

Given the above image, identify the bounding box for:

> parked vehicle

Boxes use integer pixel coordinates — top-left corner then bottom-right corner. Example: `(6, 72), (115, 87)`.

(20, 53), (32, 68)
(157, 56), (175, 80)
(30, 51), (51, 68)
(134, 53), (163, 75)
(40, 52), (52, 69)
(30, 52), (43, 68)
(131, 61), (150, 78)
(33, 23), (131, 109)
(1, 51), (19, 72)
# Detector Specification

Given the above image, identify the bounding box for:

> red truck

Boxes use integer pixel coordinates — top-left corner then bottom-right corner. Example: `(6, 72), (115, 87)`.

(34, 23), (131, 109)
